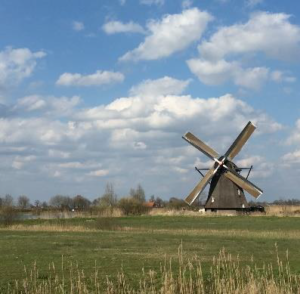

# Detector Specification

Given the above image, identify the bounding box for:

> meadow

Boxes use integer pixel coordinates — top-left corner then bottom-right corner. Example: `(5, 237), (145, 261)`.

(1, 214), (300, 293)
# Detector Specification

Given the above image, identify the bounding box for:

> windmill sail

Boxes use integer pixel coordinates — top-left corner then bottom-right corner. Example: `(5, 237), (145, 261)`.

(183, 132), (219, 160)
(224, 169), (263, 198)
(225, 122), (256, 161)
(185, 165), (218, 205)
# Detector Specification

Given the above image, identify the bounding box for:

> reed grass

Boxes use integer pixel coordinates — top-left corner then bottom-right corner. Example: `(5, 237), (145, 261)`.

(6, 244), (300, 294)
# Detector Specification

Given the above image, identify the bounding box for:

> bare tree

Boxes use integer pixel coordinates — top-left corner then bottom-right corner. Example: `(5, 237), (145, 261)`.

(18, 195), (30, 209)
(130, 184), (145, 203)
(97, 183), (118, 208)
(41, 201), (48, 208)
(49, 195), (73, 210)
(3, 194), (14, 207)
(34, 200), (41, 208)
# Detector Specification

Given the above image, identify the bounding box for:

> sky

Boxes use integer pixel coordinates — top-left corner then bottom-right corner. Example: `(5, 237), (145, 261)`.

(0, 0), (300, 202)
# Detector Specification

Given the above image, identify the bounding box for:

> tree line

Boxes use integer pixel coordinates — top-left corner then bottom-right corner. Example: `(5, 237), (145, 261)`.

(0, 183), (190, 215)
(1, 184), (299, 214)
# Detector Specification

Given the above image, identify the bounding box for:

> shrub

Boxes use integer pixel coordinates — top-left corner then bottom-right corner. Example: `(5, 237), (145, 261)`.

(118, 197), (149, 215)
(0, 206), (17, 226)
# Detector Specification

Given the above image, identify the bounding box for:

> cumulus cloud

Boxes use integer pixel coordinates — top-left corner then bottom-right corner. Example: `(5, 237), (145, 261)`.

(102, 21), (145, 34)
(0, 47), (46, 91)
(0, 77), (282, 199)
(72, 21), (85, 31)
(13, 95), (81, 116)
(56, 70), (124, 87)
(199, 12), (300, 61)
(129, 76), (191, 96)
(120, 8), (213, 61)
(188, 12), (300, 89)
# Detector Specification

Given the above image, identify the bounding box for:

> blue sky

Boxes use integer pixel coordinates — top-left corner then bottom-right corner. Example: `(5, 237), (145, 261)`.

(0, 0), (300, 202)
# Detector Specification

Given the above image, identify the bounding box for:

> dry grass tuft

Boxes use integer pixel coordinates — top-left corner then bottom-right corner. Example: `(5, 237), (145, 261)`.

(6, 245), (300, 294)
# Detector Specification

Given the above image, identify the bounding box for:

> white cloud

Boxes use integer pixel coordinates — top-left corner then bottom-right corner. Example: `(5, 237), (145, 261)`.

(281, 120), (300, 167)
(246, 0), (263, 8)
(48, 149), (70, 159)
(182, 0), (193, 9)
(14, 95), (81, 116)
(187, 59), (269, 90)
(56, 70), (124, 87)
(72, 21), (85, 31)
(0, 77), (282, 199)
(140, 0), (164, 5)
(199, 12), (300, 61)
(12, 155), (36, 170)
(14, 95), (46, 111)
(129, 76), (191, 96)
(282, 150), (300, 165)
(102, 21), (145, 34)
(188, 12), (300, 89)
(0, 47), (46, 90)
(234, 67), (269, 90)
(187, 59), (237, 85)
(119, 0), (126, 5)
(120, 8), (213, 61)
(133, 141), (147, 150)
(12, 160), (24, 170)
(285, 119), (300, 146)
(270, 70), (296, 83)
(236, 155), (274, 179)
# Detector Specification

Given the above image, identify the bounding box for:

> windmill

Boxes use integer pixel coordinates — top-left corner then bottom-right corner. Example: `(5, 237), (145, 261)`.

(182, 121), (263, 210)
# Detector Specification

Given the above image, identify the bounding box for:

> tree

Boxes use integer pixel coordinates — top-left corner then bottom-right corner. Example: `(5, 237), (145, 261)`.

(155, 197), (165, 208)
(73, 195), (91, 210)
(3, 194), (14, 207)
(49, 195), (73, 210)
(167, 197), (187, 210)
(18, 195), (30, 209)
(130, 184), (145, 203)
(97, 183), (117, 208)
(41, 201), (48, 209)
(34, 200), (41, 208)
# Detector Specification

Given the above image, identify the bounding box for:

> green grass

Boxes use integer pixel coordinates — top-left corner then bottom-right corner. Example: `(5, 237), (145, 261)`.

(1, 215), (300, 291)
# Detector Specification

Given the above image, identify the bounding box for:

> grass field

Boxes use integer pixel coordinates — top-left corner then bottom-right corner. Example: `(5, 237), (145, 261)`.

(1, 215), (300, 293)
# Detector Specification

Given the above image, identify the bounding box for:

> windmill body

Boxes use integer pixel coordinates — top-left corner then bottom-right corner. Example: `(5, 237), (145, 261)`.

(182, 122), (263, 211)
(205, 163), (249, 210)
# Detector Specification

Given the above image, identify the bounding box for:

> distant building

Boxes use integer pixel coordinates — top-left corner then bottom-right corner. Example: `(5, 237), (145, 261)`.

(143, 201), (157, 208)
